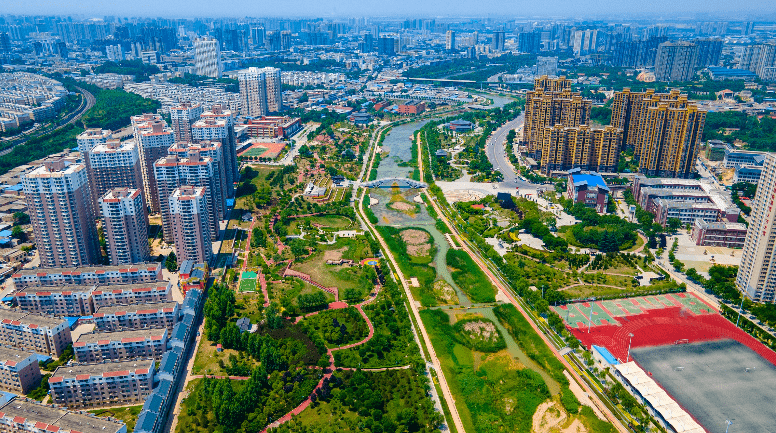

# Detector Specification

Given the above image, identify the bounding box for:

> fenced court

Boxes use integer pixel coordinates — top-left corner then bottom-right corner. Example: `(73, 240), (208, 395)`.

(239, 271), (258, 292)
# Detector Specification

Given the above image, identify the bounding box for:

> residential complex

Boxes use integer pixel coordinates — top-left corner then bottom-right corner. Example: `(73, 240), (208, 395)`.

(0, 310), (72, 356)
(167, 141), (225, 222)
(93, 301), (179, 332)
(74, 328), (168, 362)
(737, 154), (776, 303)
(198, 104), (237, 195)
(99, 188), (150, 265)
(168, 186), (213, 264)
(0, 73), (68, 130)
(539, 125), (621, 175)
(0, 346), (42, 394)
(611, 89), (705, 178)
(153, 154), (217, 242)
(738, 43), (776, 82)
(14, 282), (172, 316)
(11, 263), (163, 288)
(0, 399), (127, 433)
(654, 41), (699, 82)
(49, 359), (155, 408)
(22, 158), (99, 267)
(523, 76), (590, 156)
(76, 128), (112, 155)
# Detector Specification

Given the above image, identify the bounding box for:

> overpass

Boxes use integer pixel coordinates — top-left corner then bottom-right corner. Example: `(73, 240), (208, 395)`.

(361, 177), (428, 189)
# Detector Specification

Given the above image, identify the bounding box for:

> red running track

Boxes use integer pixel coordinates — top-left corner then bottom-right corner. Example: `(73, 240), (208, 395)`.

(569, 306), (776, 367)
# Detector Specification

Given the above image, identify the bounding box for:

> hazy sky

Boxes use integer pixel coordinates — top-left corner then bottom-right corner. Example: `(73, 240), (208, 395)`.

(3, 0), (775, 19)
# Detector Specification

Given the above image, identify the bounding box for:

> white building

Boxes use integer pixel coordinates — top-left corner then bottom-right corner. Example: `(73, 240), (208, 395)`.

(194, 37), (222, 78)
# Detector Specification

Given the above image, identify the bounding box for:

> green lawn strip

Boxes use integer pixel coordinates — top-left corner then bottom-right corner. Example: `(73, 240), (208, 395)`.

(88, 405), (143, 431)
(446, 249), (497, 303)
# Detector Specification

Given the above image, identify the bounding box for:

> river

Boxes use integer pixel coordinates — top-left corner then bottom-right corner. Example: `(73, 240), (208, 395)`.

(367, 116), (560, 395)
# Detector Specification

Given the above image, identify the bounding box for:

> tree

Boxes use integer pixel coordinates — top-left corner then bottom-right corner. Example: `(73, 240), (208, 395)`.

(11, 226), (25, 240)
(165, 251), (177, 272)
(250, 227), (266, 248)
(12, 212), (29, 225)
(667, 218), (682, 232)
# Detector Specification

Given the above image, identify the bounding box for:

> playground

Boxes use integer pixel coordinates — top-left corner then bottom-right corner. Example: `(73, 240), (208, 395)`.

(239, 271), (258, 293)
(238, 142), (286, 159)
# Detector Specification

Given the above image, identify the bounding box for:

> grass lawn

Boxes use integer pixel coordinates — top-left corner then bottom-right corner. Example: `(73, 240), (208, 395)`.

(274, 399), (362, 431)
(238, 278), (257, 292)
(292, 241), (375, 292)
(88, 405), (143, 431)
(307, 214), (354, 229)
(191, 335), (241, 375)
(268, 279), (336, 313)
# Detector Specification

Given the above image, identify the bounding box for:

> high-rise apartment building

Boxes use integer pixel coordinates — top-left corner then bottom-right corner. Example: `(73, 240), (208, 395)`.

(517, 31), (541, 54)
(523, 76), (590, 156)
(168, 141), (225, 222)
(169, 102), (203, 142)
(153, 154), (217, 243)
(23, 158), (99, 268)
(238, 67), (281, 115)
(132, 116), (175, 213)
(198, 105), (237, 196)
(737, 154), (776, 303)
(194, 37), (222, 78)
(655, 41), (698, 82)
(99, 188), (150, 266)
(540, 125), (622, 175)
(377, 37), (396, 56)
(169, 186), (212, 264)
(611, 89), (705, 178)
(738, 43), (776, 82)
(87, 139), (144, 211)
(491, 31), (506, 52)
(76, 128), (112, 155)
(693, 38), (723, 68)
(445, 30), (456, 51)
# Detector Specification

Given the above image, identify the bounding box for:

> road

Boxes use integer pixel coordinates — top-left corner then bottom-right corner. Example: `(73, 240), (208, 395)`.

(0, 85), (95, 157)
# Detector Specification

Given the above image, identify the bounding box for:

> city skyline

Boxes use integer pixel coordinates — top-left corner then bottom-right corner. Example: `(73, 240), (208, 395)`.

(3, 0), (776, 19)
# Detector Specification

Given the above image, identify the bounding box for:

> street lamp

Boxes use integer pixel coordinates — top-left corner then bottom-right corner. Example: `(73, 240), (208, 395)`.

(725, 419), (733, 433)
(627, 333), (634, 363)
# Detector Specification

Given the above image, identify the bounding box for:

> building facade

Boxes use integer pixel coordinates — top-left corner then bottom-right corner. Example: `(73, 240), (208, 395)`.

(49, 359), (154, 408)
(169, 186), (212, 264)
(238, 67), (281, 117)
(100, 188), (150, 266)
(90, 282), (173, 309)
(93, 301), (179, 332)
(11, 263), (163, 288)
(132, 116), (175, 213)
(567, 170), (610, 213)
(74, 329), (168, 362)
(23, 159), (99, 267)
(87, 140), (144, 212)
(199, 105), (237, 197)
(167, 141), (225, 223)
(0, 346), (42, 394)
(0, 310), (72, 357)
(540, 125), (621, 174)
(737, 154), (776, 303)
(692, 220), (747, 248)
(0, 399), (127, 433)
(193, 37), (222, 78)
(169, 102), (203, 142)
(655, 41), (698, 82)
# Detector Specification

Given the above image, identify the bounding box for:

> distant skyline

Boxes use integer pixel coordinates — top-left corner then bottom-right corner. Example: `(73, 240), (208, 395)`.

(3, 0), (776, 20)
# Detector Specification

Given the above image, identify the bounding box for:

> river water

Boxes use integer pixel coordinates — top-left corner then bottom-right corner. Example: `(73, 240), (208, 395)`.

(368, 111), (560, 395)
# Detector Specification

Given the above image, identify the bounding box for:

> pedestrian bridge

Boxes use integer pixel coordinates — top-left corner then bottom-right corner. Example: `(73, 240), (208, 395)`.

(361, 177), (428, 189)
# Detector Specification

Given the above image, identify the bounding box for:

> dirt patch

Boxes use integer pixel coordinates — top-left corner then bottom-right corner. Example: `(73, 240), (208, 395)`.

(433, 280), (459, 304)
(561, 419), (587, 433)
(532, 400), (567, 433)
(563, 370), (605, 420)
(401, 229), (430, 245)
(407, 243), (431, 257)
(323, 247), (347, 262)
(389, 201), (415, 212)
(463, 320), (498, 341)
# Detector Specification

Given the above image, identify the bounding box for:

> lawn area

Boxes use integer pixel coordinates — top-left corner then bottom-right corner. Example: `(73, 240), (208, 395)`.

(268, 278), (336, 314)
(191, 334), (242, 375)
(238, 278), (257, 292)
(375, 226), (438, 305)
(291, 240), (375, 294)
(446, 249), (497, 303)
(89, 405), (143, 431)
(307, 214), (354, 229)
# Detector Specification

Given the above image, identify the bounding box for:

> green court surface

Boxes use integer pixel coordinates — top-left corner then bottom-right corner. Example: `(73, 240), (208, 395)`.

(241, 271), (258, 279)
(552, 293), (714, 329)
(239, 278), (257, 292)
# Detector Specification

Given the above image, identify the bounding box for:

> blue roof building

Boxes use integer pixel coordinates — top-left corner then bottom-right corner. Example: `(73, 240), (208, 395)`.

(592, 345), (620, 366)
(567, 169), (610, 213)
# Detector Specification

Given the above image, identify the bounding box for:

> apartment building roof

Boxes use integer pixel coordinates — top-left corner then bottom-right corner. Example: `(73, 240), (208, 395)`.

(0, 310), (68, 329)
(13, 263), (161, 278)
(50, 359), (154, 382)
(15, 285), (95, 295)
(0, 399), (126, 433)
(75, 329), (166, 346)
(0, 346), (37, 367)
(94, 302), (178, 317)
(91, 282), (170, 296)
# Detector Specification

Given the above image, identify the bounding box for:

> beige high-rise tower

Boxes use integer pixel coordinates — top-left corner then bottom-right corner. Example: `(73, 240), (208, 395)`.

(169, 186), (212, 264)
(737, 154), (776, 303)
(100, 188), (150, 265)
(238, 67), (282, 117)
(22, 159), (99, 267)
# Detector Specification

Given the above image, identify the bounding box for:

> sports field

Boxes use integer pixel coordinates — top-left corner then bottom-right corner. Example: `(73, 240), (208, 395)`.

(632, 340), (776, 433)
(238, 142), (286, 159)
(239, 271), (258, 292)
